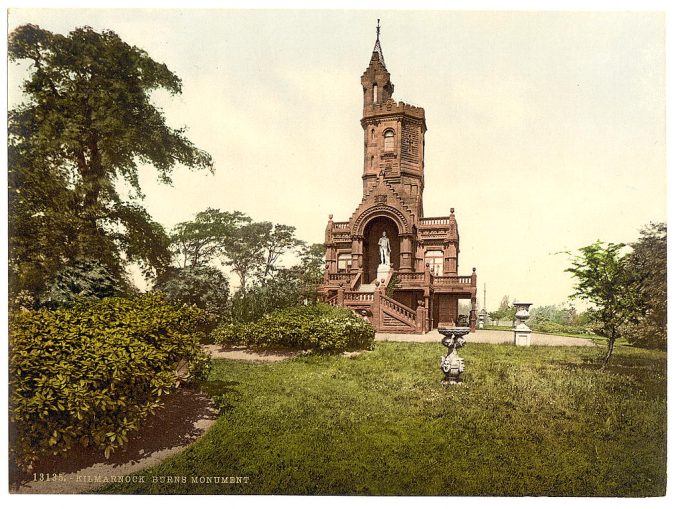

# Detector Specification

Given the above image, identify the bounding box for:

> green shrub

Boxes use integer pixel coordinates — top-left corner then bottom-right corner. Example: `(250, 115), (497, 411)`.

(39, 259), (125, 309)
(212, 304), (375, 353)
(8, 293), (210, 471)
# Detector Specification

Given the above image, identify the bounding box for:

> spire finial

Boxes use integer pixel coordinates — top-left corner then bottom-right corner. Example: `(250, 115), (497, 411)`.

(372, 19), (386, 67)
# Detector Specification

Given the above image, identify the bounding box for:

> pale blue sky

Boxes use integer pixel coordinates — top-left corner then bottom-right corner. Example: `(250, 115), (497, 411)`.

(7, 8), (667, 310)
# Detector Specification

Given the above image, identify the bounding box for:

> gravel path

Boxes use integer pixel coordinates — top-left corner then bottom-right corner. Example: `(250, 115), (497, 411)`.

(203, 344), (299, 362)
(376, 328), (596, 347)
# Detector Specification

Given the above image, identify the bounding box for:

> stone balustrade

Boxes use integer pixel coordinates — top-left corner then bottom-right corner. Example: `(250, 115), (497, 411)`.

(345, 291), (374, 302)
(419, 217), (449, 225)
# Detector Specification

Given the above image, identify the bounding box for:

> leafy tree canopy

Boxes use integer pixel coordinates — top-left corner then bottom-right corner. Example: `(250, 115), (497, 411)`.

(170, 208), (249, 269)
(8, 24), (213, 299)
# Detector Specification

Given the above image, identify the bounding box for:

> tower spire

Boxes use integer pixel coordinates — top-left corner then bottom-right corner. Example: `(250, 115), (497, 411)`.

(373, 18), (385, 67)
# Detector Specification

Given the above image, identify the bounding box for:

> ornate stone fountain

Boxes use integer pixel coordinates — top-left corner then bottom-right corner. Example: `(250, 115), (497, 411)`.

(437, 326), (470, 384)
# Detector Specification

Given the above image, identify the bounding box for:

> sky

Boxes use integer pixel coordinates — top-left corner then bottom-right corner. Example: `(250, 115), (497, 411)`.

(6, 7), (667, 312)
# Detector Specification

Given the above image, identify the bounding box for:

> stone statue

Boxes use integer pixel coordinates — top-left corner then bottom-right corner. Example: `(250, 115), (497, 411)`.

(378, 231), (391, 265)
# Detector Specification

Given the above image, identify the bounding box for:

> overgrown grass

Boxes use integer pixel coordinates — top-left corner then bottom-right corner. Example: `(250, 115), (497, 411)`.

(99, 342), (666, 496)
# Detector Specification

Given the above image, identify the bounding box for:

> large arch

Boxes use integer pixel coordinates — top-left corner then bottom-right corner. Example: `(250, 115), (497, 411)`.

(351, 205), (410, 237)
(362, 215), (399, 283)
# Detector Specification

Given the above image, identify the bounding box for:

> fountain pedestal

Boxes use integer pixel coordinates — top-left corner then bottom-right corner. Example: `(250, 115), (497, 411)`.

(437, 326), (470, 384)
(513, 302), (533, 346)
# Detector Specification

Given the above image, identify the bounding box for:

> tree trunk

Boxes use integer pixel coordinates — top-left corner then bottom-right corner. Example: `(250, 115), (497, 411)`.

(602, 337), (616, 367)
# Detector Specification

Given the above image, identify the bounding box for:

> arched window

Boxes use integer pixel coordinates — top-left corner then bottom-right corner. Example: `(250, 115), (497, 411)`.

(384, 129), (395, 152)
(373, 84), (378, 104)
(425, 250), (444, 276)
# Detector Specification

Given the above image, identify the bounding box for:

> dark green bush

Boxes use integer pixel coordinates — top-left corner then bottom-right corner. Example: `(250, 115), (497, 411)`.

(212, 304), (375, 353)
(9, 293), (210, 471)
(39, 259), (125, 309)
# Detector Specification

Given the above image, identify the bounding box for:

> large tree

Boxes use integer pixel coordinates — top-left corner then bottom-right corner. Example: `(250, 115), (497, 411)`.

(170, 208), (248, 269)
(622, 223), (667, 350)
(220, 221), (304, 289)
(8, 24), (213, 298)
(566, 241), (638, 366)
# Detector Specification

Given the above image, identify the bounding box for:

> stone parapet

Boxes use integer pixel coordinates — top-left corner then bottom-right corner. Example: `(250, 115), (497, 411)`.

(361, 99), (426, 122)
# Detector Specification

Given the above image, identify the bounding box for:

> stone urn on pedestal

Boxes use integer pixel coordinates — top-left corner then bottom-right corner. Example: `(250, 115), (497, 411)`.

(513, 302), (533, 346)
(437, 326), (470, 384)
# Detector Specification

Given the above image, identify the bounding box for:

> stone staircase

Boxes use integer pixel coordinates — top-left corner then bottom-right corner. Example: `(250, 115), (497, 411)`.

(327, 275), (421, 333)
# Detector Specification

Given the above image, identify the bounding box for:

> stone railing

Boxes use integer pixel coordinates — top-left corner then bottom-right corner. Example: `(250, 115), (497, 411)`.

(333, 222), (350, 229)
(345, 291), (374, 303)
(433, 275), (473, 286)
(397, 272), (425, 283)
(326, 294), (338, 306)
(328, 273), (353, 283)
(419, 217), (449, 226)
(380, 295), (416, 322)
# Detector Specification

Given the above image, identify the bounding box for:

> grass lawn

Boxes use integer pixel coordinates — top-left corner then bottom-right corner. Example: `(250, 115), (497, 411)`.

(100, 342), (666, 496)
(482, 324), (605, 341)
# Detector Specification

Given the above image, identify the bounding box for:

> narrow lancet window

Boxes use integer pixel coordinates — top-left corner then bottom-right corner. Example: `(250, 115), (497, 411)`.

(384, 129), (395, 152)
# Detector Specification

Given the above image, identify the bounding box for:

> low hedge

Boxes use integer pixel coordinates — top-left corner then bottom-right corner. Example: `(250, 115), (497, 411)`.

(211, 304), (375, 353)
(9, 293), (210, 471)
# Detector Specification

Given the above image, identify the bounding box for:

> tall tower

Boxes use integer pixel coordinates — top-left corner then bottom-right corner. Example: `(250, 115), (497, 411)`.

(360, 20), (427, 218)
(319, 21), (478, 334)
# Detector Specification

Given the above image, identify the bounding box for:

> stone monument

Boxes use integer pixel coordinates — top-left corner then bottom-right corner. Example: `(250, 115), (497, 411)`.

(377, 231), (391, 280)
(513, 302), (532, 346)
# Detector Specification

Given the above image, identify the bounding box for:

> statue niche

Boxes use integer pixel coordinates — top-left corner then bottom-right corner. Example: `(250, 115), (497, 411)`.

(363, 216), (398, 283)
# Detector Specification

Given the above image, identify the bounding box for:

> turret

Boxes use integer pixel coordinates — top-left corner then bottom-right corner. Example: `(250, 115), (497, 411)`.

(360, 20), (394, 109)
(359, 20), (427, 217)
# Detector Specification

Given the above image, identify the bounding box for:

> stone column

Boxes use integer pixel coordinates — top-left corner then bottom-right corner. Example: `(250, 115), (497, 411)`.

(337, 284), (345, 307)
(416, 300), (425, 333)
(351, 235), (363, 271)
(423, 295), (431, 332)
(415, 240), (425, 272)
(325, 214), (334, 243)
(424, 263), (432, 287)
(372, 281), (382, 331)
(399, 234), (413, 272)
(469, 268), (478, 332)
(469, 296), (477, 332)
(444, 242), (457, 275)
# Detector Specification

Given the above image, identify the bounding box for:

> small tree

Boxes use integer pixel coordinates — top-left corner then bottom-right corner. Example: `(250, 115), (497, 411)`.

(566, 241), (638, 366)
(489, 295), (515, 323)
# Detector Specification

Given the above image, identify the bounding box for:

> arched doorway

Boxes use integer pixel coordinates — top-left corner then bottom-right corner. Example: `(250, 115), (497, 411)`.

(362, 216), (399, 283)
